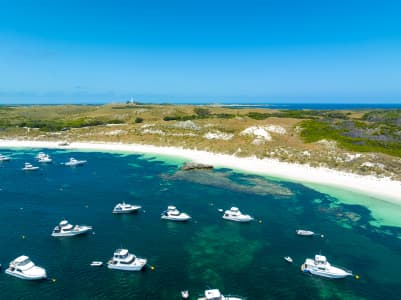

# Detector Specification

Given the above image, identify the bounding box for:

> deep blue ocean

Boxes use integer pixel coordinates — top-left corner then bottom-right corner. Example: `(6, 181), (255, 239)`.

(0, 148), (401, 300)
(5, 103), (401, 110)
(215, 103), (401, 110)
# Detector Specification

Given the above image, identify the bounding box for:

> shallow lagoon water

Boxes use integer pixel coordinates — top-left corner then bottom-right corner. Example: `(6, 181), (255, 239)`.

(0, 148), (401, 299)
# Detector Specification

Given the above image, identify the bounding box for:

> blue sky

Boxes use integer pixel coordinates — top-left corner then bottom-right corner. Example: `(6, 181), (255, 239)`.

(1, 0), (401, 104)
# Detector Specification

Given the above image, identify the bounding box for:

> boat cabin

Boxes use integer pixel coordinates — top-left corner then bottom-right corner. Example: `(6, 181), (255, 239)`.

(205, 289), (222, 300)
(315, 255), (327, 264)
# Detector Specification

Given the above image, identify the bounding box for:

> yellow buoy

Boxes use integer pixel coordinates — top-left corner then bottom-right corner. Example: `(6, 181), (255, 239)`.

(355, 275), (360, 280)
(52, 278), (57, 283)
(150, 266), (155, 271)
(258, 220), (262, 224)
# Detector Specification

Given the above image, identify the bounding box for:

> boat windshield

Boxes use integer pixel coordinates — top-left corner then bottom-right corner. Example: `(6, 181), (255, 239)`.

(120, 256), (136, 264)
(115, 253), (129, 259)
(18, 258), (32, 266)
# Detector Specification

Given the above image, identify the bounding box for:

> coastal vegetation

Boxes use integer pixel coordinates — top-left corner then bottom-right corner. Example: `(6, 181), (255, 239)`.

(1, 104), (400, 180)
(300, 110), (401, 157)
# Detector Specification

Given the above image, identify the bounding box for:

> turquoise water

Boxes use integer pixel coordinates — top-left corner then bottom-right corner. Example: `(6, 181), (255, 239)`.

(1, 148), (401, 299)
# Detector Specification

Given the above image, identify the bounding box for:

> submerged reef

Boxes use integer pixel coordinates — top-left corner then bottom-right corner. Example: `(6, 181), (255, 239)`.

(163, 169), (293, 196)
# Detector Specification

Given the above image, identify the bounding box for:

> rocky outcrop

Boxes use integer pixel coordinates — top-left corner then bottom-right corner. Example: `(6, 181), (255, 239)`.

(181, 162), (214, 171)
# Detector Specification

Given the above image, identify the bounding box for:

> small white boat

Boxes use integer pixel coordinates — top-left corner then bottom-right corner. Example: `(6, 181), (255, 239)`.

(296, 229), (315, 236)
(301, 254), (353, 279)
(161, 206), (191, 221)
(284, 256), (293, 263)
(107, 249), (147, 271)
(0, 154), (11, 161)
(64, 157), (87, 166)
(197, 289), (244, 300)
(90, 261), (103, 267)
(222, 207), (253, 223)
(51, 220), (92, 237)
(112, 202), (141, 214)
(5, 255), (47, 280)
(181, 290), (189, 299)
(36, 152), (52, 163)
(22, 162), (39, 171)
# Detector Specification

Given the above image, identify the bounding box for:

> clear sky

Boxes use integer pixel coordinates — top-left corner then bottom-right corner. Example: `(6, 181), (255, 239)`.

(1, 0), (401, 104)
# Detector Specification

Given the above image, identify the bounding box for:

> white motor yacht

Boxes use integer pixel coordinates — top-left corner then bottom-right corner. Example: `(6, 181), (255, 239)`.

(161, 206), (191, 221)
(22, 162), (39, 171)
(197, 289), (244, 300)
(36, 152), (52, 163)
(51, 219), (92, 237)
(5, 255), (47, 280)
(222, 207), (253, 222)
(301, 254), (353, 279)
(107, 248), (147, 271)
(296, 229), (315, 236)
(0, 154), (11, 161)
(64, 157), (87, 166)
(112, 202), (142, 214)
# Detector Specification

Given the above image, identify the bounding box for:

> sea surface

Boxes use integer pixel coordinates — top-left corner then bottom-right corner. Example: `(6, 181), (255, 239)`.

(5, 102), (401, 110)
(0, 148), (401, 300)
(215, 103), (401, 110)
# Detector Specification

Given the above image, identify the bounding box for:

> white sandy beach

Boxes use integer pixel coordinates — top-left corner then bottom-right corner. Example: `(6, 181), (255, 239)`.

(1, 139), (401, 204)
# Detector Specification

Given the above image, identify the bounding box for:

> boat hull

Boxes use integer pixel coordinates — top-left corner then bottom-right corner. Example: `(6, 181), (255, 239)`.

(161, 216), (191, 221)
(296, 230), (314, 236)
(65, 162), (86, 166)
(38, 159), (52, 163)
(112, 208), (140, 214)
(107, 258), (147, 271)
(198, 296), (243, 300)
(51, 227), (92, 237)
(301, 264), (352, 279)
(5, 269), (47, 280)
(22, 167), (39, 171)
(222, 216), (253, 222)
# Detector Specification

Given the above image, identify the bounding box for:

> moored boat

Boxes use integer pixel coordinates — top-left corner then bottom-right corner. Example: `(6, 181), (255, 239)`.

(107, 249), (147, 271)
(5, 255), (47, 280)
(36, 152), (52, 163)
(301, 254), (353, 279)
(296, 229), (315, 236)
(64, 157), (87, 166)
(0, 154), (11, 161)
(51, 219), (92, 237)
(197, 289), (245, 300)
(90, 261), (103, 267)
(284, 256), (293, 263)
(112, 202), (141, 214)
(181, 290), (189, 299)
(22, 162), (39, 171)
(222, 207), (253, 223)
(161, 206), (191, 221)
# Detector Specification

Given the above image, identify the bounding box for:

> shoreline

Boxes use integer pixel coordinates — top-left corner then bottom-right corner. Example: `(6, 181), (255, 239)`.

(1, 139), (401, 205)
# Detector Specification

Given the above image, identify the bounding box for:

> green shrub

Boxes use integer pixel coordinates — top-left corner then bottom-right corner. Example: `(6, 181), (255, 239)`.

(194, 107), (210, 117)
(247, 112), (270, 120)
